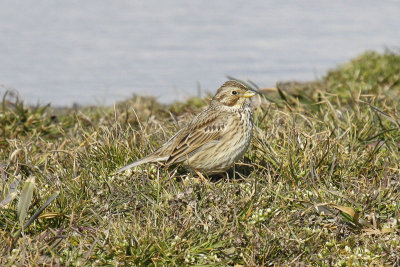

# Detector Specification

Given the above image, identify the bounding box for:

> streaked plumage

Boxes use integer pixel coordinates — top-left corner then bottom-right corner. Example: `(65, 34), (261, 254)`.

(116, 80), (256, 174)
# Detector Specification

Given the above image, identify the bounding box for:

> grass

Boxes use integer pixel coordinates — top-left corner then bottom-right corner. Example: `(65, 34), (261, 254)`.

(1, 50), (400, 266)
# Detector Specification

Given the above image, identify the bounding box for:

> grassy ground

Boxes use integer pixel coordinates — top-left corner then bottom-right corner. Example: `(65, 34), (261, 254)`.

(1, 51), (400, 266)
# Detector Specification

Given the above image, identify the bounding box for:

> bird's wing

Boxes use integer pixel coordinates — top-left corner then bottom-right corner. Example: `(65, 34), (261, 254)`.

(164, 109), (228, 165)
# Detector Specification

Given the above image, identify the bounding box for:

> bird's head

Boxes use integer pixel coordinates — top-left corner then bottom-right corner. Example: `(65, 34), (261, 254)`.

(212, 80), (256, 107)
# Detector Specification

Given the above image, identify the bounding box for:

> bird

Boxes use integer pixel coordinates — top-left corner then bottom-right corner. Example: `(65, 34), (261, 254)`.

(116, 80), (256, 176)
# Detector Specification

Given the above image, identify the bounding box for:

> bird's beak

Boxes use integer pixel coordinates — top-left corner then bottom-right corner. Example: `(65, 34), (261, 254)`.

(241, 90), (256, 98)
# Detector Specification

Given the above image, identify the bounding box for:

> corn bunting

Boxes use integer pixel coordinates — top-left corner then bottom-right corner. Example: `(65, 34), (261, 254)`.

(116, 80), (256, 175)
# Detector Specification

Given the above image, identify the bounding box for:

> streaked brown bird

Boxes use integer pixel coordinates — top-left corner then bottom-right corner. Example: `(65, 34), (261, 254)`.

(116, 80), (256, 176)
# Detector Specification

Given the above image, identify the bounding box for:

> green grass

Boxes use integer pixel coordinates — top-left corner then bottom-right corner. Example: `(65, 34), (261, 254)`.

(1, 51), (400, 266)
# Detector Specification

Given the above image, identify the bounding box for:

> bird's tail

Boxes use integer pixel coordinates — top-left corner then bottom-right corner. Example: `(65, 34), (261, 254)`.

(115, 156), (168, 174)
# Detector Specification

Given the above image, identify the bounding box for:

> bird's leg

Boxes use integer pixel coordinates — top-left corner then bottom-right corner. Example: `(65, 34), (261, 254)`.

(193, 169), (209, 184)
(168, 166), (179, 181)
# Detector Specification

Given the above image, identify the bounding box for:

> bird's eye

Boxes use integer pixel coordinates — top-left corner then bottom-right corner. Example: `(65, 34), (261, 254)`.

(232, 90), (237, 95)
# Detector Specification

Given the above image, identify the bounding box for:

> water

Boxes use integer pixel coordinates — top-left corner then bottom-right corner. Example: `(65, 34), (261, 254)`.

(0, 0), (399, 106)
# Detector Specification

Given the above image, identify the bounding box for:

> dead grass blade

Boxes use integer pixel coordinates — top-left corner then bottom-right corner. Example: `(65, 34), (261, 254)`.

(315, 202), (359, 225)
(17, 176), (35, 229)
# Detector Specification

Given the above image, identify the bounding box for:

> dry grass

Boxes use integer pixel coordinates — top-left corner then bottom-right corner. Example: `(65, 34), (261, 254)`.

(1, 51), (400, 266)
